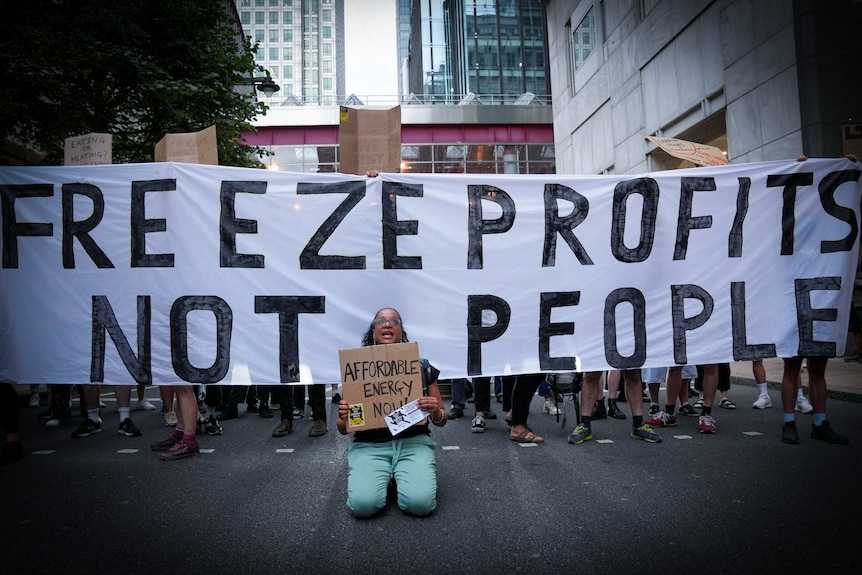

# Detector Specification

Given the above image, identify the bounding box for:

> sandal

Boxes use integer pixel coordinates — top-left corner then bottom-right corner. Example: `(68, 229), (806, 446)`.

(719, 398), (736, 410)
(509, 428), (544, 443)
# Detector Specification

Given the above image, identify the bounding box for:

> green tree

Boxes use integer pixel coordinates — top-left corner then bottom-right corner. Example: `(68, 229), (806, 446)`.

(0, 0), (270, 167)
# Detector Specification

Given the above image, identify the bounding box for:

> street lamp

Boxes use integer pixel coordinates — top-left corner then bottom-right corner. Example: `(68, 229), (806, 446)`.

(246, 75), (281, 97)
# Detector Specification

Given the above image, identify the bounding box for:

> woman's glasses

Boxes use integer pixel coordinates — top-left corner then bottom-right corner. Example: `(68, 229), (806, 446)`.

(373, 317), (402, 327)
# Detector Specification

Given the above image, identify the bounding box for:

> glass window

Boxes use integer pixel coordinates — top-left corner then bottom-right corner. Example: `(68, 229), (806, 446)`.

(322, 43), (332, 56)
(572, 6), (596, 72)
(283, 29), (293, 42)
(284, 11), (293, 24)
(269, 29), (279, 43)
(269, 0), (279, 5)
(323, 26), (331, 39)
(255, 0), (264, 5)
(269, 47), (278, 60)
(240, 12), (251, 25)
(269, 11), (279, 24)
(283, 46), (293, 60)
(323, 60), (332, 73)
(255, 30), (265, 43)
(323, 77), (332, 90)
(254, 11), (265, 25)
(284, 65), (293, 78)
(322, 8), (331, 21)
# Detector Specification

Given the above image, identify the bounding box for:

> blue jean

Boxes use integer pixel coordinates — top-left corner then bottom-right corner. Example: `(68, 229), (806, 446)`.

(346, 433), (437, 518)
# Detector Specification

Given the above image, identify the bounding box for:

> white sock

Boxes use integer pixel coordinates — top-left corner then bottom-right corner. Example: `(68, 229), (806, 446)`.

(118, 406), (130, 421)
(87, 408), (101, 423)
(757, 383), (767, 394)
(797, 388), (805, 399)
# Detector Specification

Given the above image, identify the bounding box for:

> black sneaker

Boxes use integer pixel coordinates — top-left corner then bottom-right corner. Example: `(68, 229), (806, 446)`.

(447, 405), (464, 419)
(71, 418), (102, 438)
(331, 393), (342, 404)
(216, 404), (239, 420)
(782, 421), (800, 444)
(591, 400), (607, 419)
(118, 417), (142, 437)
(292, 407), (304, 420)
(679, 403), (699, 417)
(649, 403), (661, 415)
(157, 440), (200, 461)
(482, 410), (497, 420)
(810, 421), (849, 444)
(205, 416), (223, 436)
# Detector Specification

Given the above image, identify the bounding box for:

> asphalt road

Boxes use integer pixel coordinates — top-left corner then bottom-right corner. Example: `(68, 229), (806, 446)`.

(2, 379), (860, 575)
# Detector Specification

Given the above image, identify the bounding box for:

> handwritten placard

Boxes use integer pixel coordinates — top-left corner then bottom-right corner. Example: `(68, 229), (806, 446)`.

(339, 341), (423, 432)
(64, 133), (112, 165)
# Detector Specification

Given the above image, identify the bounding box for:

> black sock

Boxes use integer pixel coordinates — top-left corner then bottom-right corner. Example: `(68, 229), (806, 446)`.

(581, 415), (591, 428)
(632, 415), (643, 427)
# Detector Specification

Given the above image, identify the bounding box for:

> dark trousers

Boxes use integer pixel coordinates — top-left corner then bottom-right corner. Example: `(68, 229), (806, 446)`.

(510, 373), (544, 426)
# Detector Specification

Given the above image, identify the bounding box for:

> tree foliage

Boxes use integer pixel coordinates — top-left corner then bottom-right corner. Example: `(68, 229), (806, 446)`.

(0, 0), (270, 167)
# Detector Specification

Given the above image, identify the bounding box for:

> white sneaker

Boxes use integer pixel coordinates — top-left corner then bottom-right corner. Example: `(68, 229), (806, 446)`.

(543, 401), (560, 415)
(45, 418), (60, 428)
(752, 394), (772, 409)
(28, 393), (40, 408)
(136, 399), (156, 411)
(163, 410), (178, 427)
(795, 395), (813, 414)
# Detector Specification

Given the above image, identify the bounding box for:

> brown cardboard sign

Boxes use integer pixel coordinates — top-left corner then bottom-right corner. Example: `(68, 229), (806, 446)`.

(647, 136), (728, 166)
(841, 124), (862, 159)
(339, 341), (423, 432)
(154, 125), (218, 165)
(338, 105), (401, 175)
(64, 133), (112, 165)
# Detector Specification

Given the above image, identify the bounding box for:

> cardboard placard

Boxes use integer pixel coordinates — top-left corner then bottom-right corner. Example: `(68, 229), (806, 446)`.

(842, 124), (862, 159)
(154, 125), (218, 165)
(64, 133), (112, 165)
(338, 105), (401, 175)
(647, 136), (728, 166)
(339, 341), (423, 432)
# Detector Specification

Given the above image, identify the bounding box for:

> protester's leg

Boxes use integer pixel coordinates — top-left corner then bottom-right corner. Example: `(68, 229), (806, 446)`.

(623, 370), (644, 417)
(393, 435), (438, 516)
(806, 357), (827, 414)
(509, 374), (543, 441)
(448, 378), (466, 417)
(501, 376), (516, 414)
(307, 384), (328, 436)
(347, 441), (395, 518)
(308, 384), (326, 421)
(473, 376), (491, 415)
(781, 357), (803, 415)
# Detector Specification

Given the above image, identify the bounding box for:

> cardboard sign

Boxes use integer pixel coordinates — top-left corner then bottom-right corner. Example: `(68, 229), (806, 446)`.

(154, 125), (218, 165)
(842, 124), (862, 159)
(647, 136), (728, 166)
(338, 105), (401, 175)
(339, 341), (423, 432)
(64, 133), (112, 165)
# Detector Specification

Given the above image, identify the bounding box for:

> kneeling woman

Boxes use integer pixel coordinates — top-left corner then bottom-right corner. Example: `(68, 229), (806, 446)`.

(336, 307), (447, 517)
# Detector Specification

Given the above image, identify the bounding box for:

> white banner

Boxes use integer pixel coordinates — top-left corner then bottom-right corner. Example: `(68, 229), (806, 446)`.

(1, 159), (859, 385)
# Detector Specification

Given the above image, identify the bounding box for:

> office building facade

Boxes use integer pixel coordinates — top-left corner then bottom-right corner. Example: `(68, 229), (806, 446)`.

(544, 0), (862, 174)
(237, 0), (556, 174)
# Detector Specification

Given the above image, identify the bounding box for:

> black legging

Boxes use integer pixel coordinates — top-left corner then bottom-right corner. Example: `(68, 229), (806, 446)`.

(1, 384), (20, 434)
